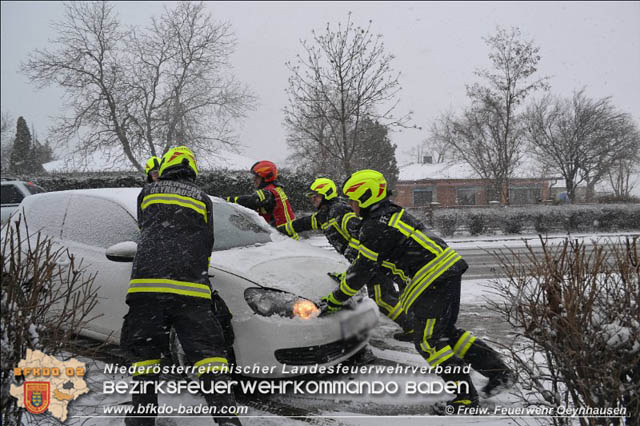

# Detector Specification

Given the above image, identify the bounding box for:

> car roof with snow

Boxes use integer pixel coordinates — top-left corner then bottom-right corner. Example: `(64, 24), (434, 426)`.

(27, 187), (228, 218)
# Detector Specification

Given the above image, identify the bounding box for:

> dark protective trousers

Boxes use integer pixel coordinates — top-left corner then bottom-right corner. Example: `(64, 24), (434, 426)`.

(366, 272), (413, 332)
(120, 295), (239, 426)
(408, 275), (510, 397)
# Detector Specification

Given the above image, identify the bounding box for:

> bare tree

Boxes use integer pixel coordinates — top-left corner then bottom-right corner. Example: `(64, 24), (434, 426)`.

(525, 89), (640, 203)
(287, 117), (400, 187)
(583, 114), (640, 201)
(434, 27), (549, 204)
(284, 12), (412, 181)
(22, 1), (255, 171)
(608, 157), (640, 200)
(404, 130), (452, 165)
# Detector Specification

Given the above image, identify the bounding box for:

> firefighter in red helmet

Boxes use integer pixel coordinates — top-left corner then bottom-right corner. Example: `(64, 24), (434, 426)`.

(225, 161), (298, 239)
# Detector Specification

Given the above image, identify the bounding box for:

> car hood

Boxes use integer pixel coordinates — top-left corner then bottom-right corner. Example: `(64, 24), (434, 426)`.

(210, 235), (349, 300)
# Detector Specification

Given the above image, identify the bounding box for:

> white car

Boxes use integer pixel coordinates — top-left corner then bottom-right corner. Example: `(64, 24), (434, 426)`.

(8, 188), (378, 377)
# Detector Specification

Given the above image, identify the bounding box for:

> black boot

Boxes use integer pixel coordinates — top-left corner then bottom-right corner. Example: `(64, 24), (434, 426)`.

(201, 373), (243, 426)
(434, 371), (480, 415)
(214, 417), (242, 426)
(125, 375), (158, 426)
(458, 338), (516, 397)
(481, 369), (517, 397)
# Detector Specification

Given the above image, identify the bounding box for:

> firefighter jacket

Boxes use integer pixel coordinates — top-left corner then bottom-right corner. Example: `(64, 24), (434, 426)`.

(290, 198), (360, 262)
(127, 178), (214, 303)
(227, 182), (298, 239)
(327, 200), (468, 314)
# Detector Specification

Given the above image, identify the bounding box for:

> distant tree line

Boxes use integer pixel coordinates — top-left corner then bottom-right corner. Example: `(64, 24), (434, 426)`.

(421, 27), (640, 204)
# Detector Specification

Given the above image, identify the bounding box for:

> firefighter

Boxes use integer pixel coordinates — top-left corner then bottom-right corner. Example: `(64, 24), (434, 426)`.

(225, 160), (298, 240)
(120, 146), (241, 426)
(289, 177), (414, 341)
(144, 156), (161, 183)
(319, 169), (515, 414)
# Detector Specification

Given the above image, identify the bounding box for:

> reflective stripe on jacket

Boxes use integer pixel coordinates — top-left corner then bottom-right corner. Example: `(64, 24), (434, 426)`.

(128, 179), (214, 302)
(264, 184), (298, 240)
(330, 201), (467, 312)
(290, 198), (360, 261)
(229, 183), (298, 239)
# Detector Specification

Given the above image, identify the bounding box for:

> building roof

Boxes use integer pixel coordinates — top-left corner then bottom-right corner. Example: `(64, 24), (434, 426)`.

(398, 158), (559, 182)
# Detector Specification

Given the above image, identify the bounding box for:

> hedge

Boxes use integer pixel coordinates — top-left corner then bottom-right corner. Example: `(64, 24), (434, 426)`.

(21, 169), (315, 212)
(431, 204), (640, 236)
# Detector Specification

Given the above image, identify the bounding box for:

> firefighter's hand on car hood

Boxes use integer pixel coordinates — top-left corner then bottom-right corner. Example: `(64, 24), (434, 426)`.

(319, 295), (343, 316)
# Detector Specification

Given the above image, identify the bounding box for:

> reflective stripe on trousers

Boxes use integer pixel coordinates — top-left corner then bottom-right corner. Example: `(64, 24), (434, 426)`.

(128, 278), (212, 299)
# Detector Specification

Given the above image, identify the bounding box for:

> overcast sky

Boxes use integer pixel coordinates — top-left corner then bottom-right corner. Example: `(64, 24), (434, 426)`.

(1, 1), (639, 167)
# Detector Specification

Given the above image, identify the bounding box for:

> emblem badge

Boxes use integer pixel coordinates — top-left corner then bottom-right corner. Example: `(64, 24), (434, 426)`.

(24, 382), (50, 414)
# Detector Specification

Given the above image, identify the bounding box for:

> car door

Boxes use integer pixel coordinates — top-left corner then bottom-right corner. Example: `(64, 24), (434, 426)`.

(61, 194), (140, 343)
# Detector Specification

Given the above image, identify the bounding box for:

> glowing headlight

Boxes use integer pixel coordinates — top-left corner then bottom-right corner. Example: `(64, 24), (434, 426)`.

(244, 288), (320, 319)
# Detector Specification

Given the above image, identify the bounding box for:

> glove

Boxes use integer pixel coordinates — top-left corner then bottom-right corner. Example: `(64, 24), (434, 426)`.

(319, 295), (343, 315)
(328, 271), (346, 283)
(225, 196), (232, 202)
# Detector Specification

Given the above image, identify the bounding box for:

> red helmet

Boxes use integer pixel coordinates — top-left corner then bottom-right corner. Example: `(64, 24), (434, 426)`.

(250, 161), (277, 183)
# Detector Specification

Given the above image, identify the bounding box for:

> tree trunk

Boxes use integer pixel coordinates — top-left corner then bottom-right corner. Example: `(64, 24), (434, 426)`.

(585, 180), (596, 203)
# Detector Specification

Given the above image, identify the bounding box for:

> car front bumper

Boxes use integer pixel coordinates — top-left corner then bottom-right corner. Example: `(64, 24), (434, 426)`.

(232, 298), (379, 378)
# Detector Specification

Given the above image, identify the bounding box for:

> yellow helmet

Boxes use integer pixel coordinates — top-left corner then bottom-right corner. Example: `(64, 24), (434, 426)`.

(305, 177), (338, 200)
(159, 146), (198, 177)
(145, 156), (161, 175)
(342, 169), (388, 208)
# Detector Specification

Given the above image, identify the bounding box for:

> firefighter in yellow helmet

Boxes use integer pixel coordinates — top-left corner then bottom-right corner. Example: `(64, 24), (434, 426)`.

(288, 177), (414, 341)
(121, 146), (241, 426)
(144, 156), (161, 183)
(320, 169), (515, 414)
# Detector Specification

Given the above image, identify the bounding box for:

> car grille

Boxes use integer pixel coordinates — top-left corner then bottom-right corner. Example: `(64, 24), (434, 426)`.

(274, 334), (368, 365)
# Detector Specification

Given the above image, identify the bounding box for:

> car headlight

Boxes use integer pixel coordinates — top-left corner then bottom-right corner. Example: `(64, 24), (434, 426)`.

(244, 288), (320, 320)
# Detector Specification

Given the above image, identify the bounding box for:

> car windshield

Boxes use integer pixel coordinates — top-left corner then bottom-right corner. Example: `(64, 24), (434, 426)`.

(212, 201), (272, 251)
(25, 183), (46, 195)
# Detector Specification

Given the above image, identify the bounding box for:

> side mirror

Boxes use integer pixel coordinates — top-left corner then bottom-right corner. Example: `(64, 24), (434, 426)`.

(106, 241), (137, 262)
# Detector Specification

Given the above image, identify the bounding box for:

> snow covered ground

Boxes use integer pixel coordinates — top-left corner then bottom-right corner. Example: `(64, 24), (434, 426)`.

(49, 232), (637, 425)
(66, 275), (522, 426)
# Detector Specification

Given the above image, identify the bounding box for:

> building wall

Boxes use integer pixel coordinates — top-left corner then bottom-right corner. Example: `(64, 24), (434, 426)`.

(393, 178), (553, 208)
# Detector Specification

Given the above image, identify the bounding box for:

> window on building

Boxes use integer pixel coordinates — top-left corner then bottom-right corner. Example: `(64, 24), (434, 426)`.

(413, 187), (434, 206)
(510, 186), (542, 205)
(456, 187), (477, 205)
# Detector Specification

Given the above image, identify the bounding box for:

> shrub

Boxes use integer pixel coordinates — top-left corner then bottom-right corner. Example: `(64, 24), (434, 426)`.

(433, 211), (459, 237)
(499, 209), (529, 235)
(466, 212), (487, 236)
(489, 237), (640, 425)
(1, 216), (99, 425)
